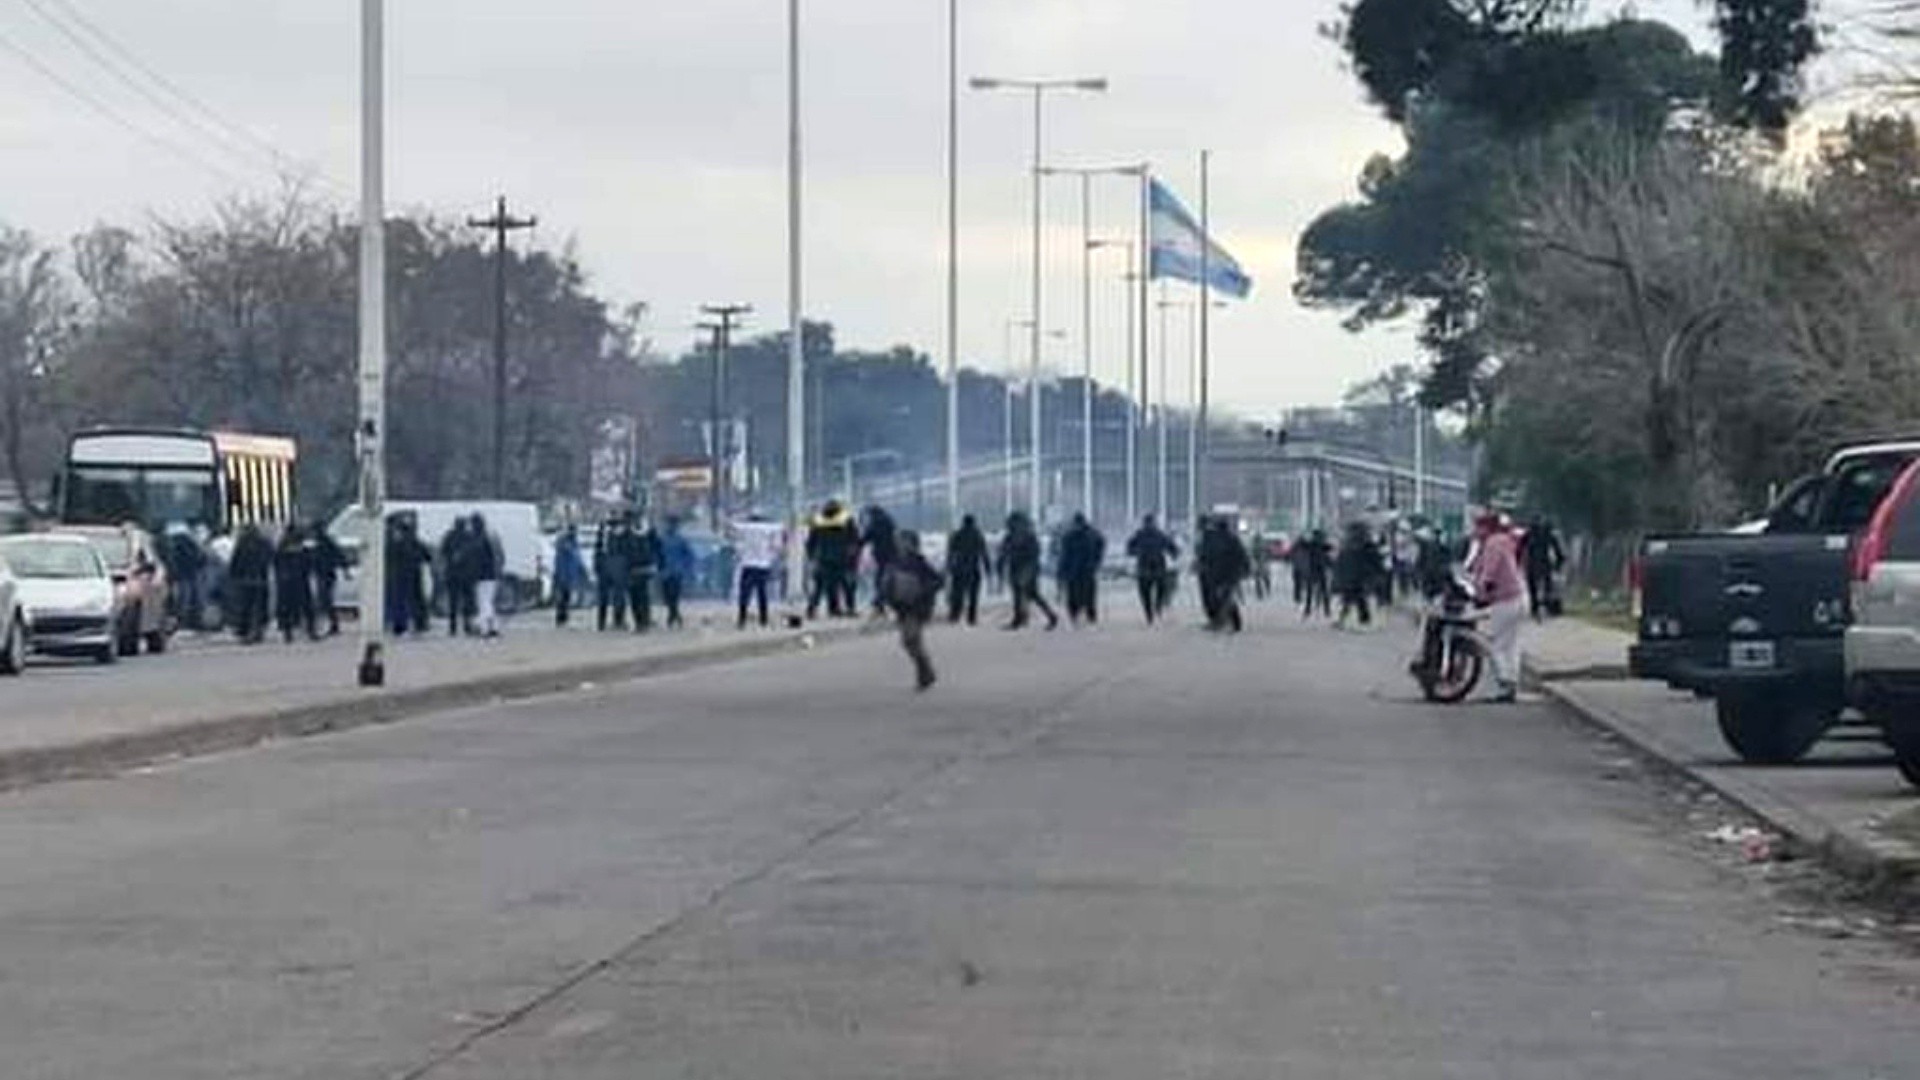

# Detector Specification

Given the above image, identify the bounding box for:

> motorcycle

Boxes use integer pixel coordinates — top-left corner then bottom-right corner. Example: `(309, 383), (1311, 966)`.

(1409, 576), (1490, 703)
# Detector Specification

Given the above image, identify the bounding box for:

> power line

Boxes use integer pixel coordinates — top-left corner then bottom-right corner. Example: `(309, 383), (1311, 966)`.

(0, 25), (247, 187)
(18, 0), (301, 186)
(44, 0), (310, 172)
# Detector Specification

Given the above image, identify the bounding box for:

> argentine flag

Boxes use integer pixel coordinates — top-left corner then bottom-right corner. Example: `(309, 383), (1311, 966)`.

(1148, 179), (1252, 299)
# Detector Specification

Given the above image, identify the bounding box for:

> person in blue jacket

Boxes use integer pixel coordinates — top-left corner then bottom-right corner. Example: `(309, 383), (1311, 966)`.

(551, 525), (588, 627)
(657, 515), (696, 628)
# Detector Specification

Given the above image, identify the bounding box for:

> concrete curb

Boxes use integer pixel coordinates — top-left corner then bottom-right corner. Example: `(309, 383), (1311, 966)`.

(1533, 668), (1920, 894)
(0, 618), (893, 796)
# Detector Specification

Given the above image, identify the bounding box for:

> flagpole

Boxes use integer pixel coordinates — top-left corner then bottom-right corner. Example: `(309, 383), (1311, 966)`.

(1197, 149), (1211, 523)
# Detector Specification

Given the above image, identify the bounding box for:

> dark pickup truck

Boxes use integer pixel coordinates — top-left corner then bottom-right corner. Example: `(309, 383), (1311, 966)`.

(1630, 441), (1919, 763)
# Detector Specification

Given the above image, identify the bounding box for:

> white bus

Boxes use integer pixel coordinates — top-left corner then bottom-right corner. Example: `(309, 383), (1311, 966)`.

(58, 427), (298, 536)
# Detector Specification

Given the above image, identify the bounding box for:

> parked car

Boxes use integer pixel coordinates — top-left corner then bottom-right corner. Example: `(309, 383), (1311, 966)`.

(1630, 439), (1920, 764)
(0, 547), (24, 675)
(1844, 458), (1920, 786)
(58, 524), (173, 656)
(0, 533), (120, 664)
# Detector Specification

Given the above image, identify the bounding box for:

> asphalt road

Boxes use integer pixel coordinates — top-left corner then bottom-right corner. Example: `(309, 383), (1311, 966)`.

(7, 597), (1920, 1079)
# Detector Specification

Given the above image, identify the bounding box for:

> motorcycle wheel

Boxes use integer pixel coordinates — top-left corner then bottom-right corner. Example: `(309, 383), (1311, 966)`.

(1420, 634), (1485, 704)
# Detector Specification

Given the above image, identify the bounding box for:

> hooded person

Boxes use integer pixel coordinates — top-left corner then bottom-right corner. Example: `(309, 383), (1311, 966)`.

(272, 523), (315, 643)
(1469, 511), (1528, 702)
(805, 500), (860, 619)
(997, 511), (1058, 631)
(882, 529), (944, 691)
(1057, 513), (1106, 626)
(944, 513), (991, 625)
(861, 506), (900, 616)
(1195, 516), (1251, 632)
(1126, 514), (1179, 623)
(1334, 521), (1381, 629)
(552, 525), (588, 627)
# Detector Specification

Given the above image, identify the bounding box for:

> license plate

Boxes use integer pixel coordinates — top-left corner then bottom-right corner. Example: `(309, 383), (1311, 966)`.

(1729, 641), (1776, 670)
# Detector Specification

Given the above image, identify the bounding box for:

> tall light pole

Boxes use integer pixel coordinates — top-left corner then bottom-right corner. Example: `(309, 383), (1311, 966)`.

(786, 0), (807, 603)
(943, 0), (960, 527)
(1001, 318), (1064, 520)
(1040, 162), (1145, 527)
(1089, 238), (1135, 529)
(355, 0), (386, 688)
(971, 76), (1106, 522)
(1155, 285), (1186, 523)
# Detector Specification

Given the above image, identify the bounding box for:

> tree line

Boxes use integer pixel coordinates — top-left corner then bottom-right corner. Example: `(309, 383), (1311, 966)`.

(1292, 0), (1909, 536)
(0, 193), (1174, 522)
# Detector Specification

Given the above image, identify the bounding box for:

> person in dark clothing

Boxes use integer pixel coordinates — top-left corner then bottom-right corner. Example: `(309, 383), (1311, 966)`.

(228, 524), (274, 644)
(383, 516), (429, 635)
(1195, 516), (1251, 632)
(883, 530), (945, 691)
(1126, 514), (1180, 623)
(805, 501), (860, 619)
(617, 516), (660, 631)
(1287, 535), (1312, 606)
(552, 525), (588, 628)
(945, 514), (991, 625)
(272, 525), (315, 643)
(1334, 521), (1381, 628)
(1297, 529), (1334, 619)
(1057, 513), (1106, 626)
(997, 511), (1058, 631)
(657, 517), (695, 628)
(308, 522), (345, 637)
(164, 527), (207, 631)
(1415, 528), (1454, 601)
(862, 506), (900, 616)
(1520, 517), (1566, 618)
(594, 521), (628, 631)
(441, 519), (475, 636)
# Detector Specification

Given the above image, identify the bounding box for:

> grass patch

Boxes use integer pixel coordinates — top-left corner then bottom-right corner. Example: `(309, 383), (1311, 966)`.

(1562, 589), (1636, 635)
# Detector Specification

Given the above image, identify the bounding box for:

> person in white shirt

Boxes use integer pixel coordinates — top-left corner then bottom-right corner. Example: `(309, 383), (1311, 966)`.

(731, 513), (786, 628)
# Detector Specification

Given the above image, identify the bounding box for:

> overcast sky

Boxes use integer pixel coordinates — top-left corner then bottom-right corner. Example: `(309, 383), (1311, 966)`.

(3, 0), (1732, 419)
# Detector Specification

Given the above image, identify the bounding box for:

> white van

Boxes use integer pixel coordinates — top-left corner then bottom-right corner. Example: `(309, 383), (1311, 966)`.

(328, 501), (548, 613)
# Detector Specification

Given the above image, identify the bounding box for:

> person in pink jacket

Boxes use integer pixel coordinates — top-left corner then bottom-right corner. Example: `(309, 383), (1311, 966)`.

(1469, 511), (1528, 703)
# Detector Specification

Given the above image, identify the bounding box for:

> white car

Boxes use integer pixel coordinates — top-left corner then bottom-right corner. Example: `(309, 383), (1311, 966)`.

(0, 547), (24, 675)
(0, 534), (121, 664)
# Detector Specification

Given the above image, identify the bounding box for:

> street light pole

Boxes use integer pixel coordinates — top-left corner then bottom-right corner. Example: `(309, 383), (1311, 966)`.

(943, 0), (960, 528)
(786, 0), (807, 604)
(971, 76), (1106, 522)
(1079, 172), (1093, 521)
(355, 0), (386, 688)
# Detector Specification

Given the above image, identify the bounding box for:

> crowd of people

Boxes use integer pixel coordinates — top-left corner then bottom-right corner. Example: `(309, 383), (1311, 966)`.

(179, 490), (1565, 703)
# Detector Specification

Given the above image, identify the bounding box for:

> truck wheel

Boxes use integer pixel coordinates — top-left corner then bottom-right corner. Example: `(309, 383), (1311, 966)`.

(1716, 696), (1831, 764)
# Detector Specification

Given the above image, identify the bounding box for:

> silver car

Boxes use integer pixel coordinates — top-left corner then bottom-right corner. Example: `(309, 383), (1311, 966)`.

(0, 548), (24, 675)
(0, 534), (120, 665)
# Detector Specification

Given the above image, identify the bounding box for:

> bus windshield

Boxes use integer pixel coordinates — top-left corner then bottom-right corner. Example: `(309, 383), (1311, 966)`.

(64, 465), (220, 533)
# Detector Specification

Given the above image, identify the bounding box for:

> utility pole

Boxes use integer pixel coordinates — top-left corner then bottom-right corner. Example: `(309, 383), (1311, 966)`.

(700, 303), (751, 532)
(467, 195), (536, 498)
(355, 0), (386, 688)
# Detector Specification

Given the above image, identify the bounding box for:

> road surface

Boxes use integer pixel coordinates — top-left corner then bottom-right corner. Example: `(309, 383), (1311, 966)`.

(6, 599), (1920, 1078)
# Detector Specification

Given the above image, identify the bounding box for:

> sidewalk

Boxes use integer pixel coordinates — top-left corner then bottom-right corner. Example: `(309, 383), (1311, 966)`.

(0, 601), (888, 791)
(1524, 618), (1920, 884)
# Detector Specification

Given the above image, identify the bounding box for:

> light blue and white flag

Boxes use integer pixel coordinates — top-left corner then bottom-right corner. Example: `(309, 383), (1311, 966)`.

(1148, 179), (1252, 299)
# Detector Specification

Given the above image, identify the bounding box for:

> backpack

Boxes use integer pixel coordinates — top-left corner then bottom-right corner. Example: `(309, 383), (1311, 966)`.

(882, 562), (927, 610)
